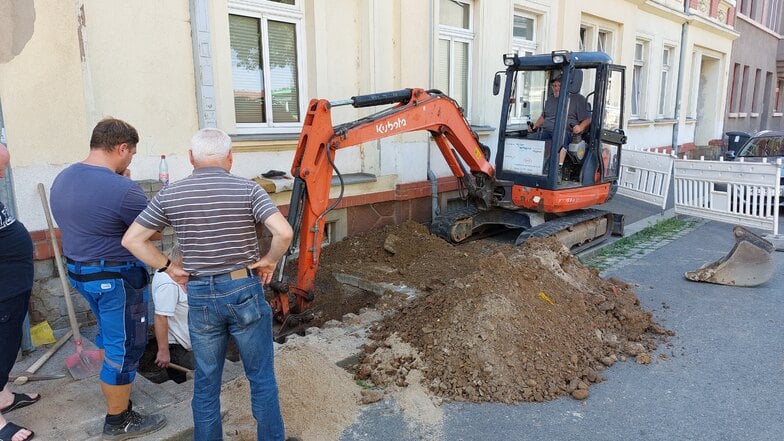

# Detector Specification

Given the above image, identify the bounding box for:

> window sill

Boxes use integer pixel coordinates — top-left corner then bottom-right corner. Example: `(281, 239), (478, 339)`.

(728, 113), (739, 118)
(264, 173), (398, 207)
(230, 124), (495, 152)
(738, 112), (748, 117)
(471, 124), (496, 136)
(627, 118), (653, 127)
(258, 172), (376, 198)
(750, 112), (760, 118)
(653, 118), (676, 126)
(230, 133), (300, 153)
(773, 112), (783, 117)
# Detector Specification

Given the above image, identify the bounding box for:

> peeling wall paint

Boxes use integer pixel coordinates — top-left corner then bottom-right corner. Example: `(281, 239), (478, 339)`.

(0, 0), (35, 64)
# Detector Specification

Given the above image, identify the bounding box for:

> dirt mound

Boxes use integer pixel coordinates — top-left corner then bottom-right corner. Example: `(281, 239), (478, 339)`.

(317, 222), (672, 403)
(222, 344), (361, 441)
(319, 221), (512, 290)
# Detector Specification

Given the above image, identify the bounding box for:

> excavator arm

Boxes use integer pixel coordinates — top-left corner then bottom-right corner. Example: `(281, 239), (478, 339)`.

(271, 88), (496, 322)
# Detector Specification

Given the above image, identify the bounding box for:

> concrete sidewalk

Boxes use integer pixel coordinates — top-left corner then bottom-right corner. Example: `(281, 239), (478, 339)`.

(5, 327), (246, 440)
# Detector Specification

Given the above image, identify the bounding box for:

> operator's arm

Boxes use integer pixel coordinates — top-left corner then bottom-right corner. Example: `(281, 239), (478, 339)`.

(154, 315), (171, 368)
(532, 115), (544, 131)
(572, 117), (592, 135)
(571, 94), (592, 135)
(248, 212), (294, 284)
(122, 222), (190, 286)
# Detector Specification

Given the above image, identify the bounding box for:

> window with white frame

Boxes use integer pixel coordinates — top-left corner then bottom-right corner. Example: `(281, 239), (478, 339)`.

(578, 26), (587, 51)
(229, 0), (304, 133)
(631, 39), (648, 118)
(579, 24), (614, 57)
(579, 23), (616, 97)
(438, 0), (473, 113)
(658, 45), (674, 117)
(509, 11), (539, 124)
(597, 30), (612, 55)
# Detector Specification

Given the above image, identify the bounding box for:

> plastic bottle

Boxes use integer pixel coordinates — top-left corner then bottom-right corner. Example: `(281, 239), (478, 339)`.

(159, 155), (169, 186)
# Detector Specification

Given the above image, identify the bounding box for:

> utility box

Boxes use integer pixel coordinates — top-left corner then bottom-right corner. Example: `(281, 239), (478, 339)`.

(726, 131), (751, 153)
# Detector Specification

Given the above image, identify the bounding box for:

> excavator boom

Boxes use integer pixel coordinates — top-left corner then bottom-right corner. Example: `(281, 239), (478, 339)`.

(277, 88), (496, 320)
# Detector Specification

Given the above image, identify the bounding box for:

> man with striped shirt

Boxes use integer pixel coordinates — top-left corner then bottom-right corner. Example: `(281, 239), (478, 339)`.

(122, 128), (294, 441)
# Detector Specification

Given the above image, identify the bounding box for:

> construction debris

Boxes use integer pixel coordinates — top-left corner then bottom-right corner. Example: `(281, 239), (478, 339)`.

(308, 221), (672, 403)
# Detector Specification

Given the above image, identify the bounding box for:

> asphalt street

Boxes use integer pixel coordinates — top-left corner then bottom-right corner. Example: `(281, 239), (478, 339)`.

(340, 219), (784, 441)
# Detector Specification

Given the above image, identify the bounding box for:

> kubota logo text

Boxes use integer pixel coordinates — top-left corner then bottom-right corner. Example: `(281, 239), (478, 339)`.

(376, 117), (407, 134)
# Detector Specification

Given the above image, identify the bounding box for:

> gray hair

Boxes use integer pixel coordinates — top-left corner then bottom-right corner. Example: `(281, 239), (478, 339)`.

(190, 128), (231, 162)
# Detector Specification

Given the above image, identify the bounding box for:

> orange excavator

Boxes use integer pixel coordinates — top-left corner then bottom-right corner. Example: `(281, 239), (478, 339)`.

(270, 51), (627, 323)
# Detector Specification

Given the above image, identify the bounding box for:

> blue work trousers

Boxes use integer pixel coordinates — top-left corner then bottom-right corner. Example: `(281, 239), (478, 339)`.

(187, 273), (284, 441)
(66, 260), (149, 385)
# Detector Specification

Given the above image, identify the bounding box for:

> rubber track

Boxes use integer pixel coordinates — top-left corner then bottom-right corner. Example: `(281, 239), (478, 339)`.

(515, 208), (613, 252)
(430, 205), (480, 242)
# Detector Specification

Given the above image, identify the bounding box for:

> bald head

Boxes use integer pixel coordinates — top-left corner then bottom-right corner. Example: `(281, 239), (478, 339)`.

(0, 143), (9, 179)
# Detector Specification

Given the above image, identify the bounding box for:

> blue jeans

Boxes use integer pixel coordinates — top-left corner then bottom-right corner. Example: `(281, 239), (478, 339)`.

(187, 273), (285, 441)
(66, 260), (149, 385)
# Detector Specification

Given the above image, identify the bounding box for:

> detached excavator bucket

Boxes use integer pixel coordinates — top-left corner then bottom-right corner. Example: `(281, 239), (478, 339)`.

(684, 225), (775, 287)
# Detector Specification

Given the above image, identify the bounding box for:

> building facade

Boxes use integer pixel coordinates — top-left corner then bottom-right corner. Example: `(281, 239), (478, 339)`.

(723, 0), (784, 135)
(0, 0), (738, 325)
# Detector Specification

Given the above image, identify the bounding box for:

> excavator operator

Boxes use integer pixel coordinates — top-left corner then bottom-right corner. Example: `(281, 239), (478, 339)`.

(529, 75), (592, 147)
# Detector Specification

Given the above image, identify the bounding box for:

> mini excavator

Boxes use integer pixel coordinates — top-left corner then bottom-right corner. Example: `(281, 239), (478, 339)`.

(270, 51), (628, 323)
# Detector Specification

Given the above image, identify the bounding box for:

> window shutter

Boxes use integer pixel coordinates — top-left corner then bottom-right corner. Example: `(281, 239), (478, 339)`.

(438, 39), (450, 94)
(453, 41), (469, 108)
(230, 15), (265, 124)
(268, 20), (300, 123)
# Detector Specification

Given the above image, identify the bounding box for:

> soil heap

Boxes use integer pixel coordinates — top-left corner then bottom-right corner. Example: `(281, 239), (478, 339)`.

(313, 221), (671, 403)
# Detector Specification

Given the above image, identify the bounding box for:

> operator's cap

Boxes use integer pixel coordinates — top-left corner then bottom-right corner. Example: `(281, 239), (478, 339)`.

(550, 70), (563, 83)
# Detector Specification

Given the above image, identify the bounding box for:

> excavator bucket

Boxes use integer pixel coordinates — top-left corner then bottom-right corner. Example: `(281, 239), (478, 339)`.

(684, 225), (775, 287)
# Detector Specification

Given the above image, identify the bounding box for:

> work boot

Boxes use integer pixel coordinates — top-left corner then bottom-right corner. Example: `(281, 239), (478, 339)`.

(102, 401), (166, 440)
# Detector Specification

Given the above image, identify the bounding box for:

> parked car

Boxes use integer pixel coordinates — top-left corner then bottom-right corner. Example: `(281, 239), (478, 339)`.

(724, 130), (784, 207)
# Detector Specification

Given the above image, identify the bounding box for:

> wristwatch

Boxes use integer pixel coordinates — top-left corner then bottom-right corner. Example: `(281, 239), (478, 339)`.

(157, 258), (171, 273)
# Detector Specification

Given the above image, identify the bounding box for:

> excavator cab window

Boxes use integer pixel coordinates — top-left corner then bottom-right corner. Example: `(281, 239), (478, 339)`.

(596, 66), (625, 182)
(506, 69), (545, 130)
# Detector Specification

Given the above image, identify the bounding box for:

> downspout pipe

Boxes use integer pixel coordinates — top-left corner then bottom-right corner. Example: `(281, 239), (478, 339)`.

(672, 0), (690, 156)
(428, 0), (439, 219)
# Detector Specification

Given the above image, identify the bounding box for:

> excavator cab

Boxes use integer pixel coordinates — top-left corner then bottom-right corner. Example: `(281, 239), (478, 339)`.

(492, 51), (626, 213)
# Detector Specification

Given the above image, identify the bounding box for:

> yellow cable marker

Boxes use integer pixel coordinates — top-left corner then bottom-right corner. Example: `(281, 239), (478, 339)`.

(538, 291), (555, 305)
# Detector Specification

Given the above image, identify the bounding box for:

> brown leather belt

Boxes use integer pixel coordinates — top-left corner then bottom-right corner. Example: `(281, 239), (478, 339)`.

(190, 268), (254, 281)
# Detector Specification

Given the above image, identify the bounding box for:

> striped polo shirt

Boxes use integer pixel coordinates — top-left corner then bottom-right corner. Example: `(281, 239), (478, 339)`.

(135, 166), (280, 276)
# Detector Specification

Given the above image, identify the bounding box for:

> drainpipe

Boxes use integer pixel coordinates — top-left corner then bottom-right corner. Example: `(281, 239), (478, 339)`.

(672, 0), (690, 156)
(428, 0), (439, 219)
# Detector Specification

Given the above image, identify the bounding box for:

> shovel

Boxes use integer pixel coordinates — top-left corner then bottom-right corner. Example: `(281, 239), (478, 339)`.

(12, 329), (72, 385)
(37, 183), (103, 379)
(167, 362), (194, 381)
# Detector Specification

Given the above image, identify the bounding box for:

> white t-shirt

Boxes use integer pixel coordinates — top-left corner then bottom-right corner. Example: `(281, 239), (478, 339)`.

(151, 271), (191, 350)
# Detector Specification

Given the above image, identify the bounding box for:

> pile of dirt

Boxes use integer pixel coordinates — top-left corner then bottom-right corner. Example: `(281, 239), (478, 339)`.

(309, 221), (671, 403)
(223, 344), (361, 441)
